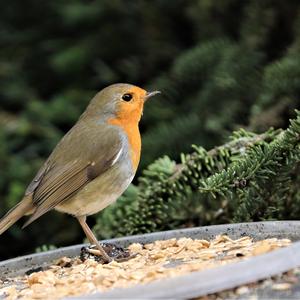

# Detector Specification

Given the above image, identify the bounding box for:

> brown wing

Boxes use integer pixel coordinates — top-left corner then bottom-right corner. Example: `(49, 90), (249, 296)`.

(23, 125), (123, 227)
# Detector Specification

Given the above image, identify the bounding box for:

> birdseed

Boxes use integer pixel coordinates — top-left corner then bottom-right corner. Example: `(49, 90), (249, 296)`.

(0, 235), (291, 299)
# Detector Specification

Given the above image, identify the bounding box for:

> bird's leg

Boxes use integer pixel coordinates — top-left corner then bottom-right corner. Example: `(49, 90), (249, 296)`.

(77, 216), (112, 263)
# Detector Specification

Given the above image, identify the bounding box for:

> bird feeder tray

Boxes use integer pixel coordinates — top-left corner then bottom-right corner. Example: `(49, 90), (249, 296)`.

(1, 221), (300, 299)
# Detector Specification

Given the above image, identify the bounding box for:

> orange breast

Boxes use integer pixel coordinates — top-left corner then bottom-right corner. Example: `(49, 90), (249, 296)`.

(108, 118), (141, 171)
(107, 86), (146, 172)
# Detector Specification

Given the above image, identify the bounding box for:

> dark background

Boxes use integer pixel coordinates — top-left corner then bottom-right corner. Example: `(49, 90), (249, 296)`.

(0, 0), (300, 259)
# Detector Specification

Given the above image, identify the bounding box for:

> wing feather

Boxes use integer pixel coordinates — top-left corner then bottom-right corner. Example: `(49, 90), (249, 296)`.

(23, 126), (124, 227)
(33, 161), (87, 205)
(23, 165), (90, 227)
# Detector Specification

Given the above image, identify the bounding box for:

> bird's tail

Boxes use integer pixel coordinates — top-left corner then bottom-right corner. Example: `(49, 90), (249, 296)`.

(0, 196), (33, 235)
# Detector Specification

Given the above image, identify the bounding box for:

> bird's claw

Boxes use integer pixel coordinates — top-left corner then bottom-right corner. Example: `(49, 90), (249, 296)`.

(80, 243), (133, 264)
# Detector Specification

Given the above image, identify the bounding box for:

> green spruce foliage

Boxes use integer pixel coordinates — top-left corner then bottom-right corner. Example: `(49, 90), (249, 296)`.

(94, 111), (300, 238)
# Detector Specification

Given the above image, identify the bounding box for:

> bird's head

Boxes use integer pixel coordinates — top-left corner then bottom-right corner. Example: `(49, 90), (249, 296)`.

(85, 83), (160, 123)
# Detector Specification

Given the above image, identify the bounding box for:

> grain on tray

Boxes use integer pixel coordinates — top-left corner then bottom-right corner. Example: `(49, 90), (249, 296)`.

(0, 235), (291, 299)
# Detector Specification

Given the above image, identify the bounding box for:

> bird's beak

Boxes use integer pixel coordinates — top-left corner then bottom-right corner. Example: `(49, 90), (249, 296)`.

(145, 90), (161, 101)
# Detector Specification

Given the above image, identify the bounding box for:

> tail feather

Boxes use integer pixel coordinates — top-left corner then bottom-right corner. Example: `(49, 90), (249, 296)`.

(0, 196), (33, 235)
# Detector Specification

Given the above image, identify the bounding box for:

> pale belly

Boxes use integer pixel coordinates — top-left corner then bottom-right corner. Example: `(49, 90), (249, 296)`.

(56, 163), (134, 216)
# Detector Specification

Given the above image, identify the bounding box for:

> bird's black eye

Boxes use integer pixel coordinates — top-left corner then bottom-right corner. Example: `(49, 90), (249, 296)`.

(122, 93), (133, 102)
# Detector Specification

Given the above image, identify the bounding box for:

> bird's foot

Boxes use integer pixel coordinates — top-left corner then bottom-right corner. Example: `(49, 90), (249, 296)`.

(80, 243), (134, 264)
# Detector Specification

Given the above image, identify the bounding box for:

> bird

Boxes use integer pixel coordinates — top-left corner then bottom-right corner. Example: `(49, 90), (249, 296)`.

(0, 83), (160, 263)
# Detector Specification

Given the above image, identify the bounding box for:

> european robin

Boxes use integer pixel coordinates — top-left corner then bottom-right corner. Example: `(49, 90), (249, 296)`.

(0, 83), (160, 262)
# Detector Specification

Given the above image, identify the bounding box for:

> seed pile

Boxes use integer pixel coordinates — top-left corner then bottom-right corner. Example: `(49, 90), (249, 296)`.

(0, 235), (291, 299)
